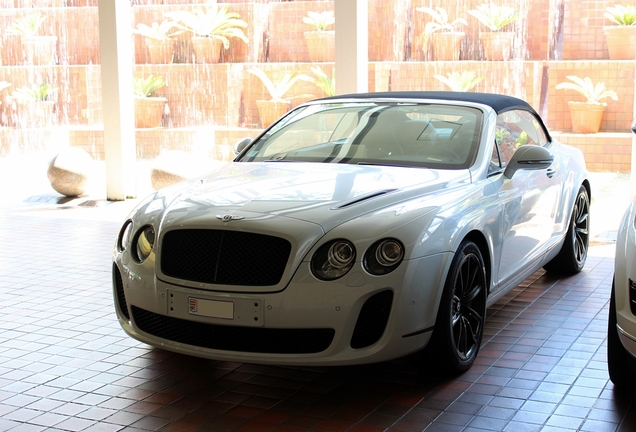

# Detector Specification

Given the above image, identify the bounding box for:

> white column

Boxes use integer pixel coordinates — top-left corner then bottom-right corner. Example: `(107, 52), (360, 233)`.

(98, 1), (136, 201)
(335, 0), (369, 95)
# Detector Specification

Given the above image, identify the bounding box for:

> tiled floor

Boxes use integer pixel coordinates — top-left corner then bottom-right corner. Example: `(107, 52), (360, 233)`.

(1, 174), (636, 431)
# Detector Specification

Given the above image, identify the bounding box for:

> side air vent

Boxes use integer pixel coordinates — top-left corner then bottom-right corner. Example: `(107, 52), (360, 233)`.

(350, 290), (394, 349)
(113, 264), (129, 320)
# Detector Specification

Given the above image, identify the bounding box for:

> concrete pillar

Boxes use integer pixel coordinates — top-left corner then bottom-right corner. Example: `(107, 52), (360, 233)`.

(98, 1), (136, 201)
(335, 0), (369, 95)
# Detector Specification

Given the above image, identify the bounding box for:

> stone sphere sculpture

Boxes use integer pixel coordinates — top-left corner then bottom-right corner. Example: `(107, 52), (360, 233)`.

(47, 147), (94, 197)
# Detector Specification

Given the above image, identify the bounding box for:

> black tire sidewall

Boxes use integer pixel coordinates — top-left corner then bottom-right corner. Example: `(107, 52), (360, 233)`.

(429, 241), (487, 373)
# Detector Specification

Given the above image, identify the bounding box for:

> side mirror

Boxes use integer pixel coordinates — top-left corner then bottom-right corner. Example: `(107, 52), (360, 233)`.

(233, 137), (252, 156)
(503, 145), (554, 179)
(631, 117), (636, 134)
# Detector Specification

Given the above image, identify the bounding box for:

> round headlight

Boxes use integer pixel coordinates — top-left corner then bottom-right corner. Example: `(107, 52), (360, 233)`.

(117, 220), (133, 252)
(364, 239), (404, 275)
(133, 225), (155, 263)
(312, 239), (356, 281)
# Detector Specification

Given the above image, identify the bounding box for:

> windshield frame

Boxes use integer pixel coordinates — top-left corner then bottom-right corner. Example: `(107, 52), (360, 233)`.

(237, 100), (485, 170)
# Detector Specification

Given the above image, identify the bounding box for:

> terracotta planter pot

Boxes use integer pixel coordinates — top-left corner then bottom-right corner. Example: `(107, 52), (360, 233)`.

(191, 36), (223, 64)
(304, 30), (335, 62)
(135, 97), (167, 128)
(430, 32), (465, 61)
(567, 101), (606, 134)
(256, 99), (291, 128)
(603, 26), (636, 60)
(144, 38), (175, 64)
(479, 32), (514, 61)
(21, 36), (57, 65)
(16, 100), (55, 128)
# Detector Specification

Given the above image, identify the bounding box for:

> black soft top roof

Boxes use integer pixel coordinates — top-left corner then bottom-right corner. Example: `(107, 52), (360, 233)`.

(317, 91), (536, 115)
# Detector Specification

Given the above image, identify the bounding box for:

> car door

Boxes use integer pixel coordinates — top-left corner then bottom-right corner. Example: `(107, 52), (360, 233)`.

(490, 109), (564, 292)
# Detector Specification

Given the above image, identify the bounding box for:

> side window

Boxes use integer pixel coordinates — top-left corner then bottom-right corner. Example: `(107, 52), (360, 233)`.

(493, 109), (548, 169)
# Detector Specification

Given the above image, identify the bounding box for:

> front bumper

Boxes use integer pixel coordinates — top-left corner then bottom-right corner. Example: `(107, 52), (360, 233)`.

(113, 252), (452, 366)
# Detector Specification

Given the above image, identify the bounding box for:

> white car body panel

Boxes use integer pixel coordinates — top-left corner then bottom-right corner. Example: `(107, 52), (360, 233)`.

(614, 200), (636, 357)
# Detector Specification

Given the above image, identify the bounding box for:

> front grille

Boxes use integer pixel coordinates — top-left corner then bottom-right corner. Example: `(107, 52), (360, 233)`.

(161, 229), (291, 286)
(132, 306), (335, 354)
(113, 264), (130, 320)
(350, 290), (394, 349)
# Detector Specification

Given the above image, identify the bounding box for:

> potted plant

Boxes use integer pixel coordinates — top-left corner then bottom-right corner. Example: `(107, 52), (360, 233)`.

(10, 83), (57, 128)
(434, 71), (485, 91)
(309, 66), (336, 97)
(133, 75), (168, 129)
(603, 4), (636, 60)
(8, 12), (57, 65)
(166, 5), (248, 64)
(416, 7), (467, 61)
(303, 11), (335, 62)
(555, 75), (618, 134)
(247, 68), (313, 128)
(467, 4), (520, 61)
(133, 19), (183, 64)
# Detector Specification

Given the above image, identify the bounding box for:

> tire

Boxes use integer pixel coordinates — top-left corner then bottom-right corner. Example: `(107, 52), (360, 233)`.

(608, 279), (636, 387)
(544, 185), (589, 275)
(425, 240), (487, 373)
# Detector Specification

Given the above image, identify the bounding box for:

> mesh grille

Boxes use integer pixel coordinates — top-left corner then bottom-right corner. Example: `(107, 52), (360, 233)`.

(113, 264), (130, 320)
(161, 229), (291, 286)
(132, 306), (335, 354)
(350, 290), (393, 349)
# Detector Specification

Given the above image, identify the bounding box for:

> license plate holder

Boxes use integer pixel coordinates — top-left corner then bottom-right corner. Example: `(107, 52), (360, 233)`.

(167, 289), (264, 327)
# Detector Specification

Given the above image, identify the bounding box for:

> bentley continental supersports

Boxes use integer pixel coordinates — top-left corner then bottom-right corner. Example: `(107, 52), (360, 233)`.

(113, 92), (590, 373)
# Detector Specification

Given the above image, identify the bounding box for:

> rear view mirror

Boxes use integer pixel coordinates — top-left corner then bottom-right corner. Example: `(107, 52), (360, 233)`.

(504, 145), (554, 178)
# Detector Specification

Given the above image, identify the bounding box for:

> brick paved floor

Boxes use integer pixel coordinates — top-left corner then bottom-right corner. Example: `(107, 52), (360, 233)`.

(1, 183), (635, 431)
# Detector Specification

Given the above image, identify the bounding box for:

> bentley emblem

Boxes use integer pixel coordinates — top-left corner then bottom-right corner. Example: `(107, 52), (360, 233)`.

(216, 214), (245, 222)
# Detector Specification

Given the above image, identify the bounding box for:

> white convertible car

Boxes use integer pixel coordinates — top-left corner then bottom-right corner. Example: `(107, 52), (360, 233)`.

(113, 92), (590, 373)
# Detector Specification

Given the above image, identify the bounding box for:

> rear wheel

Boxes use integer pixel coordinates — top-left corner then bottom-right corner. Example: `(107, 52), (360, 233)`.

(608, 279), (636, 387)
(544, 185), (589, 274)
(425, 240), (487, 373)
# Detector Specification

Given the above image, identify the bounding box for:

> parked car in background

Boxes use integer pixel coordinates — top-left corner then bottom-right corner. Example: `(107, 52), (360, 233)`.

(113, 91), (590, 373)
(608, 118), (636, 386)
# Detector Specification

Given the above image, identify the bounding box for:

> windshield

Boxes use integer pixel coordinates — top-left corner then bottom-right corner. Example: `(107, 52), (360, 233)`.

(238, 102), (483, 169)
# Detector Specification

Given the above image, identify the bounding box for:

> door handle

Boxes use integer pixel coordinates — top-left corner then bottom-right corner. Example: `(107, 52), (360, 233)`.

(546, 168), (556, 178)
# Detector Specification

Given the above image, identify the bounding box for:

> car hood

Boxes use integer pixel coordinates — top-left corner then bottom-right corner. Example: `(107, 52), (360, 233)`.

(156, 162), (470, 232)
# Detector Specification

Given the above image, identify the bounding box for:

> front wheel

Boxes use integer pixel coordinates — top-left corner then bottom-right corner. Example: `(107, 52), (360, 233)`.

(425, 240), (487, 373)
(544, 185), (589, 274)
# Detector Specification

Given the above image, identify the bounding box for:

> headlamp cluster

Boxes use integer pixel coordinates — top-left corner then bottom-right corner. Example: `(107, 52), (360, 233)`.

(311, 238), (404, 281)
(117, 220), (155, 263)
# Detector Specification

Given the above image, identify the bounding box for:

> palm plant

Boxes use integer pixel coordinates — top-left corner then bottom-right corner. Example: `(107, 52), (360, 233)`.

(133, 75), (166, 98)
(555, 76), (618, 104)
(309, 66), (335, 97)
(8, 12), (47, 37)
(467, 4), (520, 31)
(11, 83), (57, 102)
(247, 68), (312, 102)
(417, 7), (467, 46)
(166, 5), (248, 49)
(434, 71), (484, 92)
(133, 20), (183, 41)
(605, 4), (636, 26)
(303, 11), (335, 31)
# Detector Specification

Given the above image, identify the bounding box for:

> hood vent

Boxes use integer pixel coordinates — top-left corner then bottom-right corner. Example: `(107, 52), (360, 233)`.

(331, 188), (399, 210)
